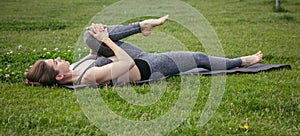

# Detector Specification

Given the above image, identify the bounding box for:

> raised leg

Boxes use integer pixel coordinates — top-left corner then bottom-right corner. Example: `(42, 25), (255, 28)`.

(107, 22), (141, 41)
(85, 15), (169, 41)
(84, 31), (145, 58)
(84, 15), (169, 57)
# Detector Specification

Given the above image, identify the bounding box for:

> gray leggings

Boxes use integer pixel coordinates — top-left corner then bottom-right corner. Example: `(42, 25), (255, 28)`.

(84, 22), (242, 79)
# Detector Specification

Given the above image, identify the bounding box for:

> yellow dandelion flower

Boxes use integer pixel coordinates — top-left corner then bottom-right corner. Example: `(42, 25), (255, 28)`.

(243, 124), (249, 130)
(243, 117), (249, 131)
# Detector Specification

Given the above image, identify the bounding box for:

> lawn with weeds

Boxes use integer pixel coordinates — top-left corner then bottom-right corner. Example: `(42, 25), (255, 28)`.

(0, 0), (299, 135)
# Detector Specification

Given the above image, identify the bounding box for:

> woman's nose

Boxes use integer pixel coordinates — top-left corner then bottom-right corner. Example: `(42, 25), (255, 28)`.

(56, 57), (61, 62)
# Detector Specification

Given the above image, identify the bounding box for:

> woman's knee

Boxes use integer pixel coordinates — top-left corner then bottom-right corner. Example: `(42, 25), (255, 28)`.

(83, 30), (94, 44)
(83, 30), (103, 54)
(193, 52), (211, 69)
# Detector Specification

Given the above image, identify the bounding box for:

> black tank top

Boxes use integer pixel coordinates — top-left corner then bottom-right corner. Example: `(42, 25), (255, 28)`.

(134, 59), (150, 80)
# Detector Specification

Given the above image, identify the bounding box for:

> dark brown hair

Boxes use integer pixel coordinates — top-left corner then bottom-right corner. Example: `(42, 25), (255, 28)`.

(25, 60), (59, 86)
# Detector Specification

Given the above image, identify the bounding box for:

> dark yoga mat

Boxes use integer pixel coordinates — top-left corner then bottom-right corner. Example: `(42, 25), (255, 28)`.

(181, 63), (291, 75)
(65, 63), (291, 89)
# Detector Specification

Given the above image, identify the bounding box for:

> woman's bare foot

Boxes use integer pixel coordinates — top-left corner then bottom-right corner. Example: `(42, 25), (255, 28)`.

(241, 51), (263, 67)
(140, 15), (169, 36)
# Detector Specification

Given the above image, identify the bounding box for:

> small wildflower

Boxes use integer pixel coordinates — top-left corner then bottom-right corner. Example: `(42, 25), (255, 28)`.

(18, 45), (22, 49)
(78, 48), (81, 51)
(7, 50), (13, 55)
(243, 124), (249, 130)
(54, 48), (59, 51)
(67, 50), (71, 52)
(33, 49), (36, 52)
(43, 48), (47, 51)
(11, 72), (15, 75)
(7, 64), (11, 68)
(5, 74), (10, 78)
(0, 69), (2, 72)
(243, 118), (249, 132)
(47, 52), (50, 54)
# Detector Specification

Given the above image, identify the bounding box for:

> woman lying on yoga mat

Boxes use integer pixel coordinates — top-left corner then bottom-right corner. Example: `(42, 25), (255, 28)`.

(25, 15), (263, 86)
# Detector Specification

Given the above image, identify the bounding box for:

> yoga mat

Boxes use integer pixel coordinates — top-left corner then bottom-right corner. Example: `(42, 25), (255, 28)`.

(64, 63), (291, 89)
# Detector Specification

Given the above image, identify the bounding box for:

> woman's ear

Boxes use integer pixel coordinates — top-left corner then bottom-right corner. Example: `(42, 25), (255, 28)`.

(55, 74), (64, 81)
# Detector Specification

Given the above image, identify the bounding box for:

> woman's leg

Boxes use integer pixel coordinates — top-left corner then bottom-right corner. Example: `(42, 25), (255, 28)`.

(107, 22), (142, 41)
(84, 29), (146, 58)
(161, 51), (242, 71)
(85, 15), (169, 41)
(84, 22), (141, 57)
(163, 51), (263, 71)
(84, 15), (169, 57)
(152, 51), (262, 76)
(142, 51), (259, 79)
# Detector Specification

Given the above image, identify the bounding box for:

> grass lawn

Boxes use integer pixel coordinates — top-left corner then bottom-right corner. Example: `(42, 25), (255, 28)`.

(0, 0), (299, 135)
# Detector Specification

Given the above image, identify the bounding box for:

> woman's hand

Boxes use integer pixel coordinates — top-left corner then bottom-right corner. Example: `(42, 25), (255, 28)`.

(86, 23), (107, 31)
(88, 24), (109, 42)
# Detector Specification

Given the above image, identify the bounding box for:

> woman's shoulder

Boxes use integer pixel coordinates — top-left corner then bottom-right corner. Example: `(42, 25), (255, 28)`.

(71, 55), (97, 70)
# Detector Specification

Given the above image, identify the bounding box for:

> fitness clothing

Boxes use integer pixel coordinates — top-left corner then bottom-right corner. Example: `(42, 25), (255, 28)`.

(134, 59), (151, 80)
(79, 22), (242, 84)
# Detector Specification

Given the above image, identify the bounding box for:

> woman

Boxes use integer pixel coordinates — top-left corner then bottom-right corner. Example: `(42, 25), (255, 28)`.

(25, 15), (263, 86)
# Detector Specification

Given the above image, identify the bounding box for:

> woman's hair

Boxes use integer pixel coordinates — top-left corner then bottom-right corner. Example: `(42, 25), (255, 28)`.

(25, 60), (59, 86)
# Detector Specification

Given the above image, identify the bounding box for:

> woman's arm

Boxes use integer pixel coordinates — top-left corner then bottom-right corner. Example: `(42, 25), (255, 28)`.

(82, 25), (135, 84)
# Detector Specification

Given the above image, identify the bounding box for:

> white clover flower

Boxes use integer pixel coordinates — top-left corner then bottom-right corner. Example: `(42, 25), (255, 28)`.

(24, 72), (27, 75)
(7, 64), (11, 68)
(11, 72), (15, 75)
(43, 48), (47, 51)
(54, 48), (59, 51)
(18, 45), (22, 49)
(78, 48), (81, 51)
(33, 49), (36, 52)
(0, 69), (2, 72)
(5, 74), (10, 78)
(47, 52), (50, 54)
(67, 50), (71, 52)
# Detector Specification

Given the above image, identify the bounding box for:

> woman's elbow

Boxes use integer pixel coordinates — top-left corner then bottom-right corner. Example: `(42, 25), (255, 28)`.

(128, 60), (136, 69)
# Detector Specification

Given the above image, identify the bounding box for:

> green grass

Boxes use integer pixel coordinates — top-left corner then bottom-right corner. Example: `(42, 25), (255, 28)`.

(0, 0), (299, 135)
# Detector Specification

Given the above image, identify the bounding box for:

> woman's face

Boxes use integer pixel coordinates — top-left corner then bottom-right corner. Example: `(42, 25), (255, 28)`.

(45, 57), (70, 74)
